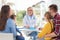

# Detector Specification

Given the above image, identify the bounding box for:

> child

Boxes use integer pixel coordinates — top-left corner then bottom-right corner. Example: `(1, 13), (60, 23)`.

(10, 15), (25, 40)
(37, 12), (53, 40)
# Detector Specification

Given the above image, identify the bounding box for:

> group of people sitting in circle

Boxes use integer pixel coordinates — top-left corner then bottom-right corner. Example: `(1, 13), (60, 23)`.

(0, 4), (60, 40)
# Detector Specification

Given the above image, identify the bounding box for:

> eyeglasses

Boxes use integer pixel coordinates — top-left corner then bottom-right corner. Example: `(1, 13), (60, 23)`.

(28, 10), (33, 11)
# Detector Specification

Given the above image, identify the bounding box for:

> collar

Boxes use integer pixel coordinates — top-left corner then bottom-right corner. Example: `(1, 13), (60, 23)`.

(54, 13), (58, 18)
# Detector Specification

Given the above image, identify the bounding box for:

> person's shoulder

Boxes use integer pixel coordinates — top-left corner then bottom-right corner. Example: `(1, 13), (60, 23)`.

(6, 18), (13, 28)
(23, 15), (27, 19)
(45, 21), (52, 26)
(56, 14), (60, 20)
(44, 22), (49, 26)
(7, 18), (14, 24)
(57, 13), (60, 17)
(46, 22), (50, 25)
(43, 22), (50, 28)
(7, 18), (13, 21)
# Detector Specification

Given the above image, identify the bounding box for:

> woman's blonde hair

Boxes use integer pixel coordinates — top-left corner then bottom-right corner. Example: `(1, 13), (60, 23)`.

(44, 12), (52, 20)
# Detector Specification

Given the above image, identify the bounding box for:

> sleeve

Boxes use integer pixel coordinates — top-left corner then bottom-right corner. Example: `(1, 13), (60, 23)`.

(37, 23), (50, 38)
(54, 19), (60, 35)
(16, 28), (21, 34)
(34, 16), (37, 25)
(8, 20), (17, 37)
(23, 16), (28, 26)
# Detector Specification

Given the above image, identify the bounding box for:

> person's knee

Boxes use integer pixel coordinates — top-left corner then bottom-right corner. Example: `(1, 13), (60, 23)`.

(16, 36), (25, 40)
(21, 36), (25, 40)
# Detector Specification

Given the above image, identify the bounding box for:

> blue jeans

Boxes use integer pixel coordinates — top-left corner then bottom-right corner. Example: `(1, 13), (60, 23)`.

(28, 31), (37, 40)
(16, 35), (25, 40)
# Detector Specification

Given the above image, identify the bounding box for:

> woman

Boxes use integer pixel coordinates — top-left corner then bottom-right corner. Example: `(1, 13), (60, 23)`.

(37, 12), (53, 40)
(0, 5), (16, 40)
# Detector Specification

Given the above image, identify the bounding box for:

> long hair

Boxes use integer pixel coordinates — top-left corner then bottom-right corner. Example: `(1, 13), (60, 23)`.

(44, 12), (53, 32)
(44, 12), (52, 20)
(44, 12), (52, 26)
(0, 5), (10, 31)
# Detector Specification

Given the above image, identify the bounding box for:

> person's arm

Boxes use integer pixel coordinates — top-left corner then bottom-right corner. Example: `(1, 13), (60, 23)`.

(45, 26), (59, 38)
(16, 28), (21, 33)
(23, 16), (29, 28)
(16, 28), (23, 36)
(45, 32), (57, 38)
(8, 20), (17, 37)
(45, 19), (60, 38)
(37, 23), (50, 38)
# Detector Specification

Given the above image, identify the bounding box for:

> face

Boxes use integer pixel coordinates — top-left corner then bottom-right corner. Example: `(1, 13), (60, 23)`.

(9, 9), (13, 17)
(49, 8), (56, 17)
(27, 8), (33, 16)
(44, 14), (48, 21)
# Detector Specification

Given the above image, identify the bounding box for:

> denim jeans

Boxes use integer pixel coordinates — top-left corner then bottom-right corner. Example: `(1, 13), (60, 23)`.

(28, 31), (37, 40)
(16, 35), (25, 40)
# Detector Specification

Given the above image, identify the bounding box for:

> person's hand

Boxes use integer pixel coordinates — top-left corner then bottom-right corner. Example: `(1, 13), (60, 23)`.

(45, 34), (50, 38)
(25, 25), (29, 28)
(38, 28), (42, 30)
(20, 33), (23, 36)
(45, 32), (57, 38)
(34, 25), (37, 28)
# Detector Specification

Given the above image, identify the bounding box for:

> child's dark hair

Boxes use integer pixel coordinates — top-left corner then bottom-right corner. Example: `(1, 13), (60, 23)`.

(10, 15), (16, 19)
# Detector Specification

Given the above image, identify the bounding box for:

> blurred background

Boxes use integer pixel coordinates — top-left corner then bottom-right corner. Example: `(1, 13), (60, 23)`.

(0, 0), (60, 28)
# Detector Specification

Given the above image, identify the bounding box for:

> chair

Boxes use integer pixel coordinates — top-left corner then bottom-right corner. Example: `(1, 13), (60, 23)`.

(0, 33), (13, 40)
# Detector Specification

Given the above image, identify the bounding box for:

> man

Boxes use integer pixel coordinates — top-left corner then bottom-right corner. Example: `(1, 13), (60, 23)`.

(23, 7), (37, 28)
(23, 7), (37, 40)
(45, 4), (60, 40)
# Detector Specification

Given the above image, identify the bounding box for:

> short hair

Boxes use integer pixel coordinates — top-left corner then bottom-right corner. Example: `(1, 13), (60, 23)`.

(10, 15), (16, 19)
(27, 7), (33, 10)
(49, 4), (58, 12)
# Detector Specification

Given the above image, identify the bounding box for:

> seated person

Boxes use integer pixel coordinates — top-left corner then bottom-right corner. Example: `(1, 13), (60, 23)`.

(23, 7), (37, 29)
(10, 15), (25, 40)
(37, 12), (53, 40)
(0, 5), (17, 40)
(0, 5), (24, 40)
(23, 7), (37, 40)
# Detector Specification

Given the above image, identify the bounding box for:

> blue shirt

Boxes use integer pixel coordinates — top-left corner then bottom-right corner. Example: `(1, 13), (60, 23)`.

(23, 15), (36, 28)
(0, 18), (17, 40)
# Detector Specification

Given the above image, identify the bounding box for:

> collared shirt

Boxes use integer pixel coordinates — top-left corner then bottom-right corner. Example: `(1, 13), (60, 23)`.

(53, 13), (60, 40)
(23, 14), (36, 28)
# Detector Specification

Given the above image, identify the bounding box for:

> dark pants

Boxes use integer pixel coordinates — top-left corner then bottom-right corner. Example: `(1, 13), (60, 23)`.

(16, 35), (25, 40)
